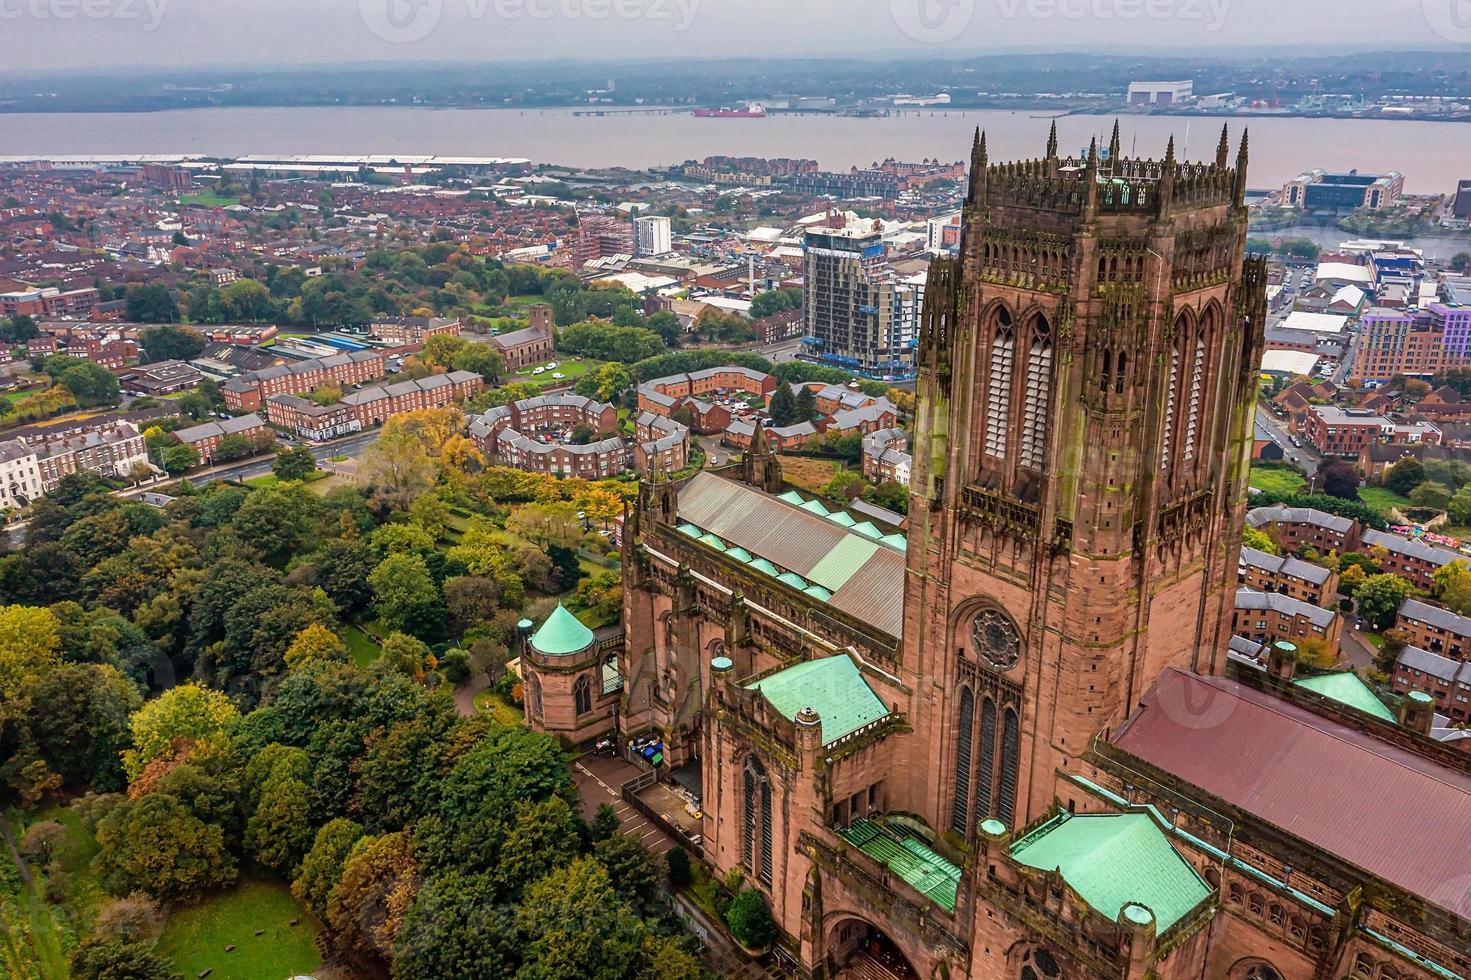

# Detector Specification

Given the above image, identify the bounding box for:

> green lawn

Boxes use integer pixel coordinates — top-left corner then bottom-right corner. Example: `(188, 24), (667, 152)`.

(510, 357), (598, 391)
(156, 878), (320, 980)
(475, 688), (525, 727)
(242, 471), (328, 490)
(1358, 485), (1413, 518)
(343, 623), (382, 667)
(0, 805), (105, 979)
(178, 192), (241, 208)
(1249, 463), (1306, 496)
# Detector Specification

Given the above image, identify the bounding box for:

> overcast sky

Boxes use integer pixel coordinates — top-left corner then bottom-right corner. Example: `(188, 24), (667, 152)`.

(0, 0), (1466, 73)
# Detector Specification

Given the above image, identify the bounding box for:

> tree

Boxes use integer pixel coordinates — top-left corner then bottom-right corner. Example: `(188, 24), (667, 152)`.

(1339, 562), (1368, 596)
(246, 766), (316, 876)
(284, 623), (349, 670)
(218, 278), (274, 321)
(1, 313), (39, 343)
(28, 663), (140, 792)
(725, 888), (777, 949)
(394, 871), (516, 980)
(594, 833), (662, 913)
(1318, 459), (1359, 500)
(1432, 560), (1471, 616)
(273, 446), (319, 482)
(378, 631), (437, 684)
(370, 553), (440, 634)
(358, 424), (438, 512)
(1449, 485), (1471, 527)
(794, 385), (817, 422)
(19, 820), (67, 863)
(590, 802), (620, 842)
(122, 683), (240, 781)
(325, 831), (420, 963)
(1410, 481), (1451, 510)
(1355, 573), (1416, 630)
(212, 433), (257, 463)
(68, 938), (178, 980)
(1385, 457), (1426, 496)
(157, 444), (199, 475)
(95, 794), (237, 901)
(767, 383), (799, 426)
(51, 360), (121, 407)
(125, 284), (178, 324)
(666, 846), (691, 888)
(1452, 252), (1470, 274)
(506, 502), (583, 550)
(292, 817), (364, 918)
(514, 858), (645, 979)
(231, 483), (323, 566)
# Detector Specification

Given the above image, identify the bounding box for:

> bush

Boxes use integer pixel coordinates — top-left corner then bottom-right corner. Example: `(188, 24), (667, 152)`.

(725, 888), (777, 949)
(438, 647), (471, 684)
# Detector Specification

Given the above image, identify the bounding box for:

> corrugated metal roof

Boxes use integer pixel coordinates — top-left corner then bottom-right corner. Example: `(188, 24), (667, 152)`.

(838, 819), (959, 911)
(1114, 669), (1471, 919)
(676, 473), (906, 639)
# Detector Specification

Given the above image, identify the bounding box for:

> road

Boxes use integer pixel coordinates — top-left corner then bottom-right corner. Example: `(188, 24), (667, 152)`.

(1255, 405), (1320, 478)
(188, 429), (382, 487)
(1339, 617), (1379, 670)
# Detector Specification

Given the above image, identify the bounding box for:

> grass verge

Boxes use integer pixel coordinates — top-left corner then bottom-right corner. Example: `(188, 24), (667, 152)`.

(156, 878), (320, 980)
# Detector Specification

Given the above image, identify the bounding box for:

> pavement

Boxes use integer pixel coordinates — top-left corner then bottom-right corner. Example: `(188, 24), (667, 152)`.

(570, 754), (679, 858)
(1255, 405), (1320, 477)
(1340, 616), (1380, 670)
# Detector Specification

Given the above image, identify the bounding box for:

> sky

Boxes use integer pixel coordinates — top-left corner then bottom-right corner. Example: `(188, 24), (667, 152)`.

(0, 0), (1467, 72)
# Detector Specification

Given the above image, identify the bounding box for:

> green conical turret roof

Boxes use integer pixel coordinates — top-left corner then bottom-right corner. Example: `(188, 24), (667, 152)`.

(530, 603), (595, 656)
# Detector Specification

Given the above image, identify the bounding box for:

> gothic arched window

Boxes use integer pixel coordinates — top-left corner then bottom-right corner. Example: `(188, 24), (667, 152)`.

(1161, 318), (1188, 469)
(985, 310), (1015, 460)
(951, 686), (975, 835)
(1020, 946), (1062, 980)
(528, 673), (542, 719)
(574, 675), (592, 716)
(998, 707), (1020, 825)
(1114, 351), (1127, 395)
(742, 756), (773, 884)
(975, 697), (997, 819)
(1020, 322), (1053, 471)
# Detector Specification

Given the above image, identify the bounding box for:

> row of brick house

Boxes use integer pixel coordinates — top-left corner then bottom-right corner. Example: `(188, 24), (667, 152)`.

(469, 394), (640, 480)
(1238, 545), (1339, 605)
(1246, 504), (1462, 592)
(265, 371), (485, 440)
(1231, 588), (1344, 651)
(172, 413), (273, 464)
(222, 349), (388, 412)
(861, 427), (911, 485)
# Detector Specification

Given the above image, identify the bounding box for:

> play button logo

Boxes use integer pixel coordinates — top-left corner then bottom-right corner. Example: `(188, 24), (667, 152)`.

(360, 0), (443, 43)
(1423, 0), (1471, 42)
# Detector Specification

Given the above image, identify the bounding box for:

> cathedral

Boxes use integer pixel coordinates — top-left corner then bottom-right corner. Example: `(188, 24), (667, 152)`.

(521, 125), (1471, 980)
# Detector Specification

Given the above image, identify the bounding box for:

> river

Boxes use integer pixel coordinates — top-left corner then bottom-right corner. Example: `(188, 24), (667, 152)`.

(5, 106), (1470, 194)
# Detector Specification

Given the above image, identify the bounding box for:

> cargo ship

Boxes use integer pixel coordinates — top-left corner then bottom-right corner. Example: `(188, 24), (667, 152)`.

(694, 102), (767, 118)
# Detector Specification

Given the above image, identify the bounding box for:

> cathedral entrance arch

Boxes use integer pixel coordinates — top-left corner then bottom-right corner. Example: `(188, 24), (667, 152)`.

(826, 916), (918, 979)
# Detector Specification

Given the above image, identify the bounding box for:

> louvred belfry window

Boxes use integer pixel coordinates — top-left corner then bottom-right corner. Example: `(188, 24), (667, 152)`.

(1161, 344), (1180, 468)
(1021, 334), (1052, 470)
(985, 320), (1014, 460)
(998, 707), (1020, 825)
(975, 698), (996, 819)
(1183, 333), (1205, 463)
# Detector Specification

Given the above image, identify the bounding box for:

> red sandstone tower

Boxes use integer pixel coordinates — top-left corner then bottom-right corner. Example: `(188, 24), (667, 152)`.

(905, 122), (1267, 837)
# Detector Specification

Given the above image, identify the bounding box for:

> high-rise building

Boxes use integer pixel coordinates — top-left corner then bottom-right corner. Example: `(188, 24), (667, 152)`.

(801, 216), (916, 379)
(525, 125), (1471, 980)
(633, 214), (672, 257)
(1351, 301), (1471, 383)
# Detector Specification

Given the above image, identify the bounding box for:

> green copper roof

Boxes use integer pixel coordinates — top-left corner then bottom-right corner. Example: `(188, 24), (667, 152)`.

(677, 523), (702, 538)
(749, 558), (779, 576)
(851, 521), (883, 540)
(826, 511), (857, 527)
(800, 499), (830, 516)
(838, 819), (959, 911)
(879, 533), (907, 550)
(529, 603), (595, 656)
(777, 571), (809, 589)
(744, 654), (888, 746)
(1293, 672), (1395, 723)
(804, 584), (833, 601)
(699, 533), (728, 551)
(777, 490), (807, 505)
(1010, 812), (1211, 932)
(725, 546), (753, 563)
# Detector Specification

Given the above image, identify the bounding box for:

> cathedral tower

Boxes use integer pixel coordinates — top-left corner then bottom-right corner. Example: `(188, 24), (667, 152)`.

(904, 125), (1266, 838)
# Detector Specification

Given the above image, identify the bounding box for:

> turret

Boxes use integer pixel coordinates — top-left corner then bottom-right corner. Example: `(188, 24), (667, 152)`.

(966, 129), (988, 206)
(1215, 123), (1230, 168)
(1107, 119), (1121, 167)
(1045, 120), (1058, 160)
(1233, 129), (1250, 204)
